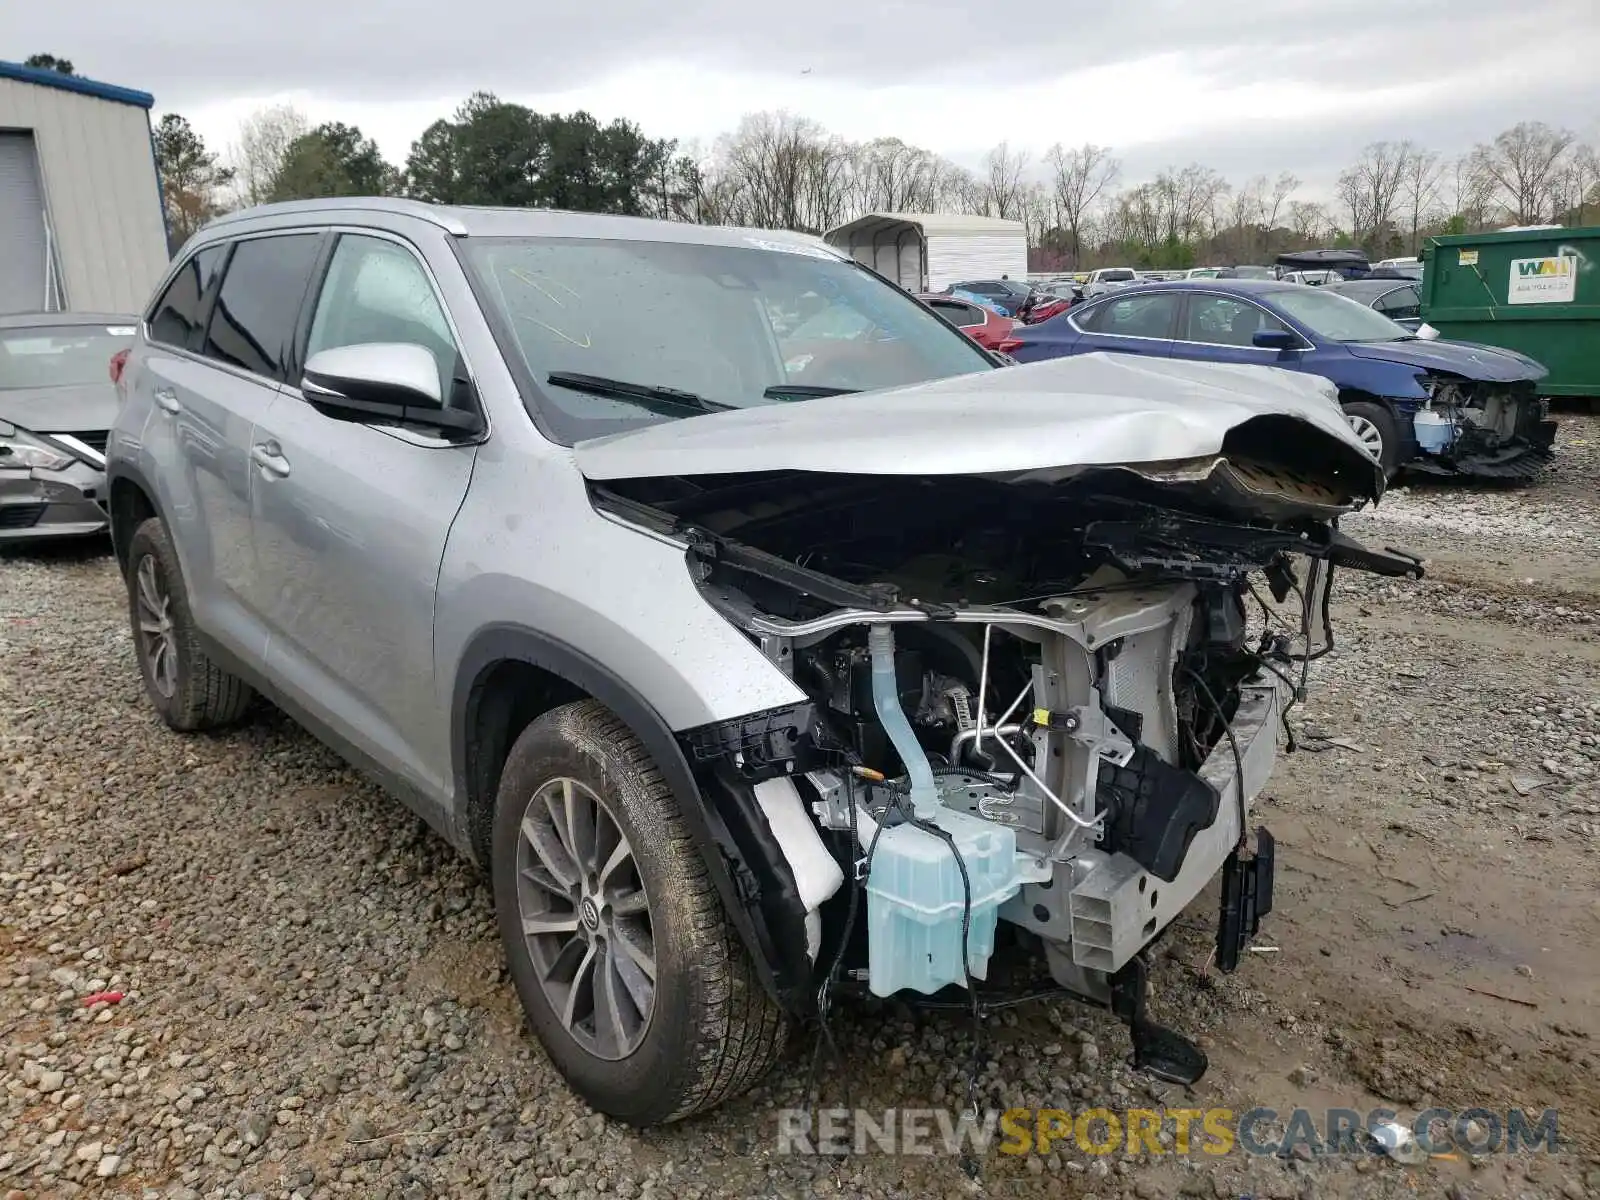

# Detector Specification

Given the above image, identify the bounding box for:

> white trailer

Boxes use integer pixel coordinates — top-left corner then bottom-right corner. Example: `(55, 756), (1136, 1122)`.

(824, 213), (1028, 293)
(0, 61), (169, 314)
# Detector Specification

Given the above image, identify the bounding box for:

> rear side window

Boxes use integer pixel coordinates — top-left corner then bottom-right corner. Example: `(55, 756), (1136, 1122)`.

(1375, 286), (1421, 321)
(202, 234), (323, 382)
(1076, 293), (1179, 338)
(147, 245), (225, 350)
(929, 301), (984, 329)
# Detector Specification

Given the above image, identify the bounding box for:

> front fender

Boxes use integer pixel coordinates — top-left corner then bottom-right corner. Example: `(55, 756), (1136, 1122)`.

(1324, 354), (1429, 401)
(448, 622), (811, 1013)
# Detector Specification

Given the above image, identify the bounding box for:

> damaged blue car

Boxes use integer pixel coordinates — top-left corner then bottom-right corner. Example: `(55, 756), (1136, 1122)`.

(1010, 280), (1556, 479)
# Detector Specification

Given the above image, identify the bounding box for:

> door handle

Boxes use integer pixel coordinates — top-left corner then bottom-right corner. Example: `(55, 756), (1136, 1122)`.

(250, 441), (291, 478)
(153, 388), (180, 414)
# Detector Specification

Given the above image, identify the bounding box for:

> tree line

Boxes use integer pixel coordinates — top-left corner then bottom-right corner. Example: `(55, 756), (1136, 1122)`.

(142, 80), (1599, 269)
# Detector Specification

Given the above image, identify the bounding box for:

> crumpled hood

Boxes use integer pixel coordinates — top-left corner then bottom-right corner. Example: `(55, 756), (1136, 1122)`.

(1343, 338), (1548, 382)
(573, 352), (1381, 491)
(0, 383), (119, 433)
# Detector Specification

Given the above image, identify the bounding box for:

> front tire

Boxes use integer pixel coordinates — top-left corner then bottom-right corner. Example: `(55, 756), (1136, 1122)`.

(1342, 400), (1400, 479)
(491, 699), (787, 1126)
(125, 517), (254, 731)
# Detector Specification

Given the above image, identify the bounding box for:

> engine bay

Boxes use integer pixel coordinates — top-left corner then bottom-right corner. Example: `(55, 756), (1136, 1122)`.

(594, 455), (1423, 1084)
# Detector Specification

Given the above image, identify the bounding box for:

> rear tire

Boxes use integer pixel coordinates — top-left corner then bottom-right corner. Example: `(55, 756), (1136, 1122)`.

(491, 699), (787, 1126)
(1342, 400), (1400, 479)
(125, 517), (254, 731)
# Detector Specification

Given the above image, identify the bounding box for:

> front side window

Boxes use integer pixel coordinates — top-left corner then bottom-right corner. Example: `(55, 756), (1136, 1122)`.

(1077, 293), (1179, 338)
(148, 245), (225, 350)
(202, 234), (324, 381)
(305, 234), (459, 398)
(0, 323), (135, 389)
(461, 236), (991, 443)
(1273, 288), (1412, 342)
(1182, 295), (1293, 347)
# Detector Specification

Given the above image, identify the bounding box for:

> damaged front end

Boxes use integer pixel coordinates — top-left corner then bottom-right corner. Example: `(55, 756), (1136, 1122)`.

(588, 400), (1423, 1085)
(1407, 375), (1556, 480)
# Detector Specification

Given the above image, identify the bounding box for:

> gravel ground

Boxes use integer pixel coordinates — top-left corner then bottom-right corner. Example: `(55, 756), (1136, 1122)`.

(3, 413), (1598, 1200)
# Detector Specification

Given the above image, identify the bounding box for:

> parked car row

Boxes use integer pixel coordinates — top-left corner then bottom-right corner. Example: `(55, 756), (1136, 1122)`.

(1008, 278), (1555, 478)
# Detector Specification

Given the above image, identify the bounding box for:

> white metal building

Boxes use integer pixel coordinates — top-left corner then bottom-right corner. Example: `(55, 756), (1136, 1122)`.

(0, 61), (169, 315)
(823, 213), (1029, 293)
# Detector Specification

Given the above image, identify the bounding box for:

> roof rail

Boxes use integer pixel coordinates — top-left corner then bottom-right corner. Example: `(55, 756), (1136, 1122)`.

(204, 196), (468, 236)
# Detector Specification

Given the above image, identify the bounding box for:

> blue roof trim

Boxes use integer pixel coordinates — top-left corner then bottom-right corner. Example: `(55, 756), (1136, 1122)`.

(0, 61), (155, 109)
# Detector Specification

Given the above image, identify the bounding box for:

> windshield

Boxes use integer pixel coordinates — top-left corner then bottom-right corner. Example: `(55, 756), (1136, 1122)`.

(1273, 289), (1412, 342)
(0, 324), (134, 389)
(462, 236), (992, 442)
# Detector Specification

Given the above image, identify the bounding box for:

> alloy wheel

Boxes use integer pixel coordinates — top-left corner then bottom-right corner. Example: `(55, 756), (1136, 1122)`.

(135, 554), (178, 699)
(515, 777), (656, 1061)
(1347, 413), (1385, 460)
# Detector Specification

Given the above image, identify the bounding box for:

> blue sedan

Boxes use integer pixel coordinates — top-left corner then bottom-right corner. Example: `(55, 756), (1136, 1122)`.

(1009, 280), (1555, 478)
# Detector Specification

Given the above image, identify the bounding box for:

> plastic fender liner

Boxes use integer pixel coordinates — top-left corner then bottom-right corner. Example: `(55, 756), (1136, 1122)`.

(449, 625), (809, 1015)
(677, 701), (860, 1014)
(692, 759), (817, 1015)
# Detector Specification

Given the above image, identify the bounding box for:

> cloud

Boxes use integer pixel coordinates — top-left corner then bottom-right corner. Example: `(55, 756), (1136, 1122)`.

(15, 0), (1598, 193)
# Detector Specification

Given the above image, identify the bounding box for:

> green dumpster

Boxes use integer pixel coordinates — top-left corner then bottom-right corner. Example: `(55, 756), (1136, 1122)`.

(1421, 225), (1600, 398)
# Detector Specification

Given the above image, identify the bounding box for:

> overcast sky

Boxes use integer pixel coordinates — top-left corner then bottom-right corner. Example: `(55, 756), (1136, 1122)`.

(15, 0), (1600, 198)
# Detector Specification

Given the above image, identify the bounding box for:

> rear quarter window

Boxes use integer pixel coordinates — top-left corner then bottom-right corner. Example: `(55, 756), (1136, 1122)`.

(147, 245), (226, 350)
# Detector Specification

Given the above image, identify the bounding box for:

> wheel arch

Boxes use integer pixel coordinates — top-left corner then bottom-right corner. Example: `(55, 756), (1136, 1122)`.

(450, 624), (796, 1010)
(106, 463), (160, 577)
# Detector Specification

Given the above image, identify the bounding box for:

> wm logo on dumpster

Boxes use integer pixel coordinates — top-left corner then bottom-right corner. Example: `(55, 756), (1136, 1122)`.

(1515, 257), (1574, 277)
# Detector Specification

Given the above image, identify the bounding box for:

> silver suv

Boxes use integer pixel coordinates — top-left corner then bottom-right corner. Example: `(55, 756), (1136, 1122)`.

(107, 198), (1420, 1126)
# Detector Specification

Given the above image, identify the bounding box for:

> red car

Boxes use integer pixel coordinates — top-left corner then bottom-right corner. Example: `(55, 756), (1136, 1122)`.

(917, 294), (1022, 355)
(1020, 294), (1075, 323)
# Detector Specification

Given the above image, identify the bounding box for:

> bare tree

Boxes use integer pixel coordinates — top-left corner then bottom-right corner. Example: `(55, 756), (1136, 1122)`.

(1336, 141), (1413, 247)
(1113, 183), (1163, 250)
(1226, 175), (1268, 263)
(982, 142), (1029, 220)
(1152, 164), (1229, 246)
(1569, 144), (1600, 226)
(1044, 142), (1119, 267)
(1441, 154), (1494, 231)
(1399, 148), (1444, 253)
(1019, 181), (1053, 249)
(230, 105), (310, 206)
(1469, 121), (1576, 225)
(1286, 200), (1332, 245)
(711, 111), (851, 233)
(1262, 172), (1300, 256)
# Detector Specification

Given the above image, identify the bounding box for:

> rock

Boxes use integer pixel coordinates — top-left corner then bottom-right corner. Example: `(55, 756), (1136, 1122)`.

(346, 1113), (377, 1144)
(96, 1154), (122, 1178)
(240, 1112), (270, 1148)
(1287, 1065), (1316, 1087)
(37, 1069), (65, 1093)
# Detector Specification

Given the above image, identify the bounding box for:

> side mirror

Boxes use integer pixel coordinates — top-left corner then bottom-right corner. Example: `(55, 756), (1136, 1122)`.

(301, 343), (482, 435)
(1252, 329), (1299, 350)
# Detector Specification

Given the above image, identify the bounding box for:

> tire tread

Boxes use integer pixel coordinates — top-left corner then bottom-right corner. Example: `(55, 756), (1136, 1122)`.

(500, 699), (788, 1124)
(127, 517), (254, 731)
